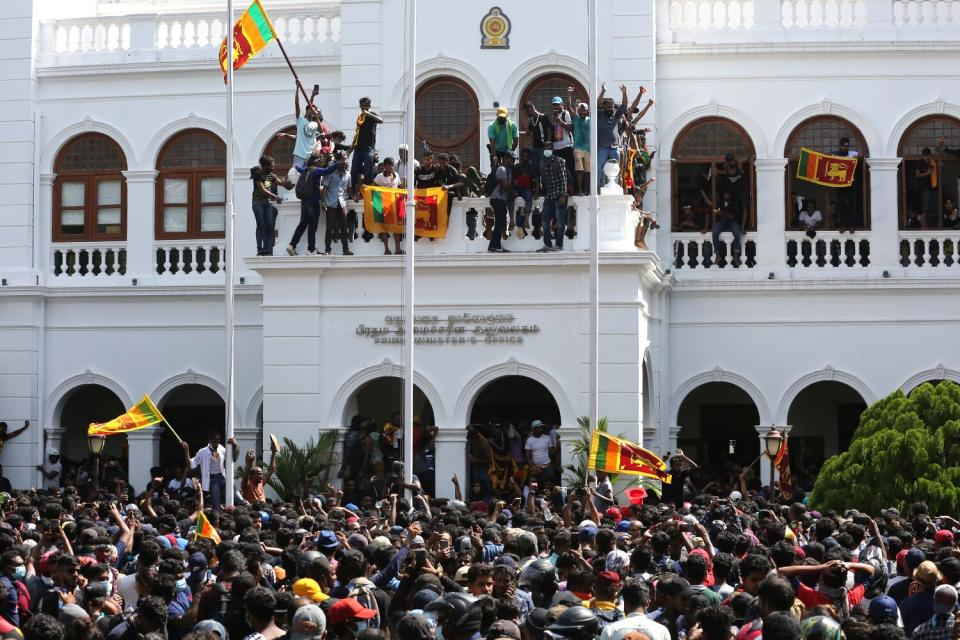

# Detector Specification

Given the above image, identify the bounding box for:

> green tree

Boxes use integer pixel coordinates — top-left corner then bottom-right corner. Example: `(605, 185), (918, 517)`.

(810, 381), (960, 514)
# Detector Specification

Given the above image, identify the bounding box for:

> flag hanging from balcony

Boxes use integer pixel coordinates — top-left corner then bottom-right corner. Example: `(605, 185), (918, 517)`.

(88, 395), (166, 436)
(362, 186), (449, 239)
(195, 511), (222, 544)
(796, 147), (858, 187)
(218, 0), (277, 79)
(588, 430), (672, 483)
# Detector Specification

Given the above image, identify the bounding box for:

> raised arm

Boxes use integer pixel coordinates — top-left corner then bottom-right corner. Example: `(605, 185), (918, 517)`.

(227, 435), (239, 461)
(597, 82), (606, 109)
(2, 420), (29, 442)
(633, 98), (655, 123)
(674, 447), (698, 470)
(629, 86), (646, 113)
(295, 85), (301, 119)
(110, 502), (133, 552)
(263, 439), (279, 483)
(452, 474), (463, 502)
(619, 84), (629, 109)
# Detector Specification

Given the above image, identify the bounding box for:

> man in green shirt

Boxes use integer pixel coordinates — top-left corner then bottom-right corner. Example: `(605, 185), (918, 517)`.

(488, 107), (518, 161)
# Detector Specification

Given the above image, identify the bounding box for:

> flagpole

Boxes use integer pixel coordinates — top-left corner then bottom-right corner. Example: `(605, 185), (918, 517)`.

(224, 0), (237, 508)
(273, 37), (313, 106)
(402, 0), (416, 498)
(588, 0), (600, 430)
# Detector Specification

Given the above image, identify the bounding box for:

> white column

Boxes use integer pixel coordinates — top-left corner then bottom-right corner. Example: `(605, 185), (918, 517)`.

(667, 425), (682, 454)
(754, 159), (788, 273)
(235, 426), (260, 461)
(123, 170), (158, 279)
(127, 429), (161, 492)
(39, 174), (55, 282)
(866, 158), (901, 273)
(433, 428), (466, 500)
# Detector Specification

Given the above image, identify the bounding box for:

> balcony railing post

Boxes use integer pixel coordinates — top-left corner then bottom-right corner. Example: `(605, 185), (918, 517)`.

(123, 170), (158, 279)
(865, 0), (896, 35)
(754, 158), (787, 272)
(128, 14), (157, 53)
(866, 158), (902, 272)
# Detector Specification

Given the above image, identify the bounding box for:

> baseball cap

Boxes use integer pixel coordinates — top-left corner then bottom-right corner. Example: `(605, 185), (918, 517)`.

(906, 548), (926, 571)
(936, 529), (955, 545)
(487, 620), (522, 640)
(292, 578), (330, 603)
(496, 107), (508, 117)
(454, 565), (471, 585)
(328, 598), (377, 624)
(606, 508), (623, 522)
(934, 584), (958, 614)
(316, 530), (339, 550)
(397, 613), (434, 640)
(493, 555), (517, 573)
(729, 490), (743, 501)
(551, 97), (563, 105)
(193, 620), (228, 640)
(289, 604), (327, 640)
(531, 420), (545, 429)
(868, 595), (898, 624)
(596, 570), (621, 587)
(914, 560), (943, 586)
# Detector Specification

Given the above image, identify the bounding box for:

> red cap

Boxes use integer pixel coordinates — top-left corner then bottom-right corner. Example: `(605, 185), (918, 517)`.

(605, 508), (623, 522)
(328, 598), (377, 624)
(346, 516), (359, 524)
(596, 570), (621, 585)
(936, 529), (955, 544)
(896, 548), (910, 570)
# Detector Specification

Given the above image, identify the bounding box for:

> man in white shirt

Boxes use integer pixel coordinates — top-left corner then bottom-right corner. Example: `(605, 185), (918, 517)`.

(36, 448), (62, 491)
(599, 578), (670, 640)
(373, 157), (403, 256)
(397, 144), (419, 189)
(182, 432), (238, 511)
(525, 420), (556, 483)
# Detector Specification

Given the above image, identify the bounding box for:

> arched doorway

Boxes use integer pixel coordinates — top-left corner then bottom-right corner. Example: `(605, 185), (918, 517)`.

(518, 73), (588, 151)
(787, 381), (867, 469)
(416, 77), (481, 170)
(158, 384), (225, 470)
(59, 384), (128, 483)
(343, 376), (436, 492)
(470, 375), (561, 426)
(785, 116), (870, 230)
(676, 382), (760, 478)
(898, 115), (960, 230)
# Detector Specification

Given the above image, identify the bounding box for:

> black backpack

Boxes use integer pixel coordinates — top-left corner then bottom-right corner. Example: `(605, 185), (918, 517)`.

(295, 169), (315, 200)
(485, 167), (508, 198)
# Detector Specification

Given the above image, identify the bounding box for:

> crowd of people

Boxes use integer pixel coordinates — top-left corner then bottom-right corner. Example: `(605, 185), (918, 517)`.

(0, 412), (958, 640)
(248, 83), (660, 258)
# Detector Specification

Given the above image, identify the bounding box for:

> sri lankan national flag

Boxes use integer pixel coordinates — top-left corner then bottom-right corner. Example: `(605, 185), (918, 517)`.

(195, 511), (221, 544)
(362, 186), (449, 239)
(775, 436), (794, 500)
(88, 395), (165, 436)
(218, 0), (277, 78)
(588, 430), (671, 483)
(796, 147), (858, 187)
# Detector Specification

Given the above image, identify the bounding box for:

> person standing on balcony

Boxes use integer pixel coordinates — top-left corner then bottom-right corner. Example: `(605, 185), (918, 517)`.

(596, 83), (629, 189)
(571, 100), (591, 197)
(350, 97), (383, 199)
(488, 107), (519, 162)
(522, 101), (552, 179)
(717, 153), (751, 229)
(251, 155), (294, 257)
(287, 155), (340, 256)
(372, 157), (403, 255)
(182, 432), (238, 512)
(945, 198), (959, 230)
(280, 84), (325, 173)
(538, 145), (568, 253)
(321, 151), (354, 256)
(550, 97), (576, 193)
(799, 198), (823, 238)
(712, 189), (744, 268)
(487, 151), (514, 253)
(833, 137), (861, 233)
(914, 147), (938, 230)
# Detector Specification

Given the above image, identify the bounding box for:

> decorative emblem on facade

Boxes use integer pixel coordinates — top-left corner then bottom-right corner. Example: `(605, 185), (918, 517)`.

(480, 7), (510, 49)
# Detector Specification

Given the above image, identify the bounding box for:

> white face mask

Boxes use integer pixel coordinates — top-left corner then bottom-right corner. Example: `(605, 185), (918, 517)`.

(543, 151), (553, 159)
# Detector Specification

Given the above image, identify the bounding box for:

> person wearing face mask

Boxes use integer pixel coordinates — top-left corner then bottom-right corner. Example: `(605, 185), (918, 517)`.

(0, 551), (25, 627)
(328, 598), (378, 640)
(242, 586), (285, 640)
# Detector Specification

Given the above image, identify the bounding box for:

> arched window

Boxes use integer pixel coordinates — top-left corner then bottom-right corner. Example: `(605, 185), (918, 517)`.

(898, 115), (960, 229)
(262, 125), (297, 178)
(53, 133), (127, 241)
(518, 73), (588, 151)
(671, 117), (756, 231)
(416, 77), (480, 170)
(785, 116), (870, 230)
(155, 129), (226, 239)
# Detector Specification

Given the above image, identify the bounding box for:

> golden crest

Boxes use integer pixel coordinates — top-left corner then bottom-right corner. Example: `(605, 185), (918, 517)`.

(481, 7), (511, 49)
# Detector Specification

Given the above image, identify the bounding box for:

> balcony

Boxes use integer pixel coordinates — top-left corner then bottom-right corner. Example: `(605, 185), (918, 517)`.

(656, 0), (960, 46)
(37, 2), (340, 71)
(44, 195), (646, 286)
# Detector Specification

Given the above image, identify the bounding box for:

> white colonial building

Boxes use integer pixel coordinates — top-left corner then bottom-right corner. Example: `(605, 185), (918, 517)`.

(3, 0), (960, 494)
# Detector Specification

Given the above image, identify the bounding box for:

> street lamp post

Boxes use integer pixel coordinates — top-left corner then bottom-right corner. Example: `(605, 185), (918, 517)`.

(764, 428), (783, 498)
(88, 434), (106, 493)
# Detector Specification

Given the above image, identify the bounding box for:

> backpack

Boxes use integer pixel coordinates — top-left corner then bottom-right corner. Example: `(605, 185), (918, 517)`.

(347, 578), (382, 629)
(295, 169), (315, 200)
